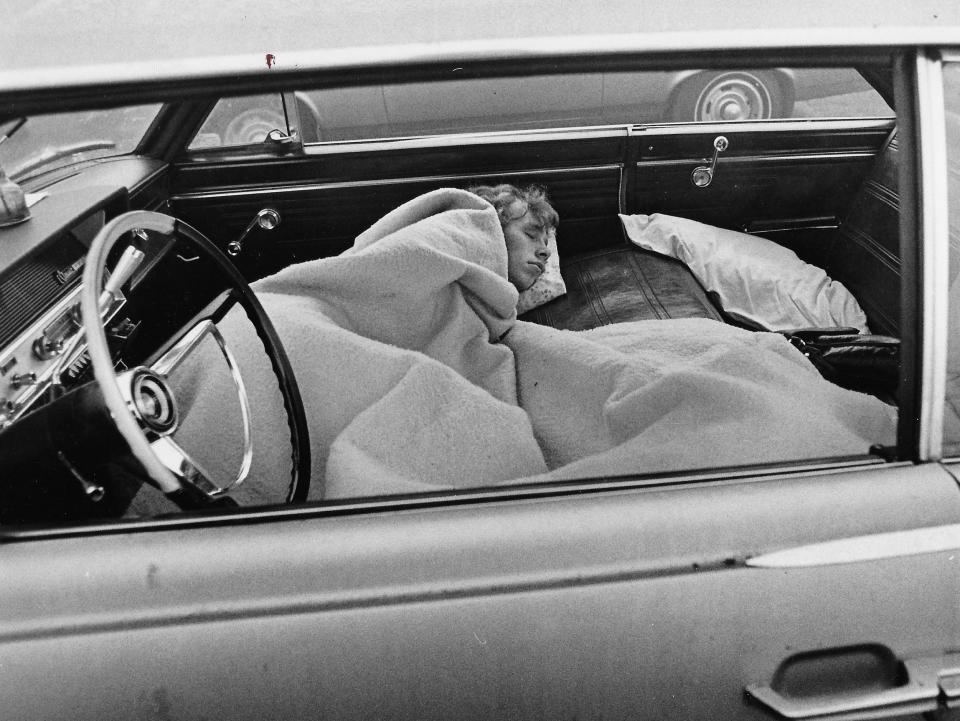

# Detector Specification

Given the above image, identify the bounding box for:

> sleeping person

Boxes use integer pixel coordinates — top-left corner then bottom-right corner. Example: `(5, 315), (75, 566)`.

(467, 183), (557, 291)
(158, 185), (897, 507)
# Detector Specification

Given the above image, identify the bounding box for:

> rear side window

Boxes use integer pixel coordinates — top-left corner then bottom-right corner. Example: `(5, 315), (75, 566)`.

(189, 93), (295, 149)
(188, 68), (891, 149)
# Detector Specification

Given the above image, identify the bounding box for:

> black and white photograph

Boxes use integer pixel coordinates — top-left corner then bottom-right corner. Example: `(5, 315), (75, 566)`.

(1, 1), (960, 718)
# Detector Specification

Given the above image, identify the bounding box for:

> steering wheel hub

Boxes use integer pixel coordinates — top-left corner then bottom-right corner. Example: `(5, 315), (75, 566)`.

(127, 368), (178, 435)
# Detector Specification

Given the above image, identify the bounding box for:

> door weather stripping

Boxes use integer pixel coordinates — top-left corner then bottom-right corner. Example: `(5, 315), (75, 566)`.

(746, 523), (960, 568)
(915, 51), (950, 461)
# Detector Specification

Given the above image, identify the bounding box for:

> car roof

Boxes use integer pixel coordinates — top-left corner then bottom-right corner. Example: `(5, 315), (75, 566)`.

(1, 0), (959, 113)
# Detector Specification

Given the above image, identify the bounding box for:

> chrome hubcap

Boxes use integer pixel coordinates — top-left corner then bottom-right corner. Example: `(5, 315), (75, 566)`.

(696, 73), (773, 121)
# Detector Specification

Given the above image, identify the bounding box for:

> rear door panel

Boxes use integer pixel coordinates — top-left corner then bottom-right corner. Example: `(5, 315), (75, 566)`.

(628, 121), (895, 268)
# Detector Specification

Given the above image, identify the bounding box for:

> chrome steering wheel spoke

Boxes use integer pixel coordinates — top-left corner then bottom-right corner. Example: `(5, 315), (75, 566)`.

(149, 435), (236, 498)
(148, 319), (254, 493)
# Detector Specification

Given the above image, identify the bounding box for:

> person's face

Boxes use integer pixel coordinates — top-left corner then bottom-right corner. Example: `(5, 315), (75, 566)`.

(503, 203), (551, 291)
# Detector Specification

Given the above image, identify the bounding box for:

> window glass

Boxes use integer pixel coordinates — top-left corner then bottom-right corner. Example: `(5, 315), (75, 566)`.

(306, 67), (889, 143)
(941, 62), (960, 455)
(189, 93), (292, 149)
(188, 68), (891, 149)
(0, 105), (161, 181)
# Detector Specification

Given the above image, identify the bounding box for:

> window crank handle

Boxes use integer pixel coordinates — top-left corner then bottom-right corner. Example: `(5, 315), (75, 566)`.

(691, 135), (728, 188)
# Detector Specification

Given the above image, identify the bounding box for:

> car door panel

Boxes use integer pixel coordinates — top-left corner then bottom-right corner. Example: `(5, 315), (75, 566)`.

(2, 462), (958, 720)
(169, 120), (892, 282)
(628, 122), (895, 268)
(173, 167), (624, 280)
(170, 133), (626, 278)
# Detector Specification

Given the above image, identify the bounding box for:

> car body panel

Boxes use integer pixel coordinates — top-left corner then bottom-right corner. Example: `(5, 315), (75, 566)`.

(3, 1), (960, 75)
(1, 464), (959, 719)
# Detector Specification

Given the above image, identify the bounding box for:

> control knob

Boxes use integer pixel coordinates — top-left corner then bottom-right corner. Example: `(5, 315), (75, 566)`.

(34, 336), (65, 360)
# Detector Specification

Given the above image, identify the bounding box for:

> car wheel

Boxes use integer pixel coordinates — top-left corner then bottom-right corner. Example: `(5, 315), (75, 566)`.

(223, 107), (288, 144)
(668, 70), (794, 122)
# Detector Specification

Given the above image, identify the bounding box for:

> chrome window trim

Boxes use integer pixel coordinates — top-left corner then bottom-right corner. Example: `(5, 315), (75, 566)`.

(293, 117), (892, 159)
(632, 118), (896, 136)
(191, 119), (893, 162)
(298, 126), (627, 154)
(747, 522), (960, 567)
(637, 152), (878, 168)
(916, 50), (950, 461)
(1, 456), (890, 542)
(170, 164), (624, 202)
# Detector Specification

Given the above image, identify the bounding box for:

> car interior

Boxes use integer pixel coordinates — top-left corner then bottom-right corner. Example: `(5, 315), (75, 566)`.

(0, 55), (910, 523)
(171, 64), (902, 396)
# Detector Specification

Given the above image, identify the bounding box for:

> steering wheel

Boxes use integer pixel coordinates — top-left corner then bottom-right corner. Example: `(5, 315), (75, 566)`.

(80, 210), (310, 507)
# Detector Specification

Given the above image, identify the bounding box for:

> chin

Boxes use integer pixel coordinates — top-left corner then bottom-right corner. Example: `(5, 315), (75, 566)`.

(513, 275), (539, 292)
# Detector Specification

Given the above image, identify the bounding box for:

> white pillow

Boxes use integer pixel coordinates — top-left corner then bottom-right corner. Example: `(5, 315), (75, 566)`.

(619, 213), (870, 333)
(517, 227), (567, 314)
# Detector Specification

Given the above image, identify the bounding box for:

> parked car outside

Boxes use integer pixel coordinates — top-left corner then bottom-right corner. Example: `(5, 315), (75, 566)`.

(186, 67), (888, 147)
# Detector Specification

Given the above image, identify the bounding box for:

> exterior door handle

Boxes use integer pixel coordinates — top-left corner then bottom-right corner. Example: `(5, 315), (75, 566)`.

(746, 648), (960, 720)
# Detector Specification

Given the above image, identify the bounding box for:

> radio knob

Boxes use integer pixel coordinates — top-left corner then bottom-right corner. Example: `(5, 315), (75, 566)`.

(34, 336), (65, 360)
(10, 372), (37, 388)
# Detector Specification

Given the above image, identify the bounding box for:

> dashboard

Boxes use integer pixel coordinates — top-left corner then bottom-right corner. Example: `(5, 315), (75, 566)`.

(0, 159), (176, 432)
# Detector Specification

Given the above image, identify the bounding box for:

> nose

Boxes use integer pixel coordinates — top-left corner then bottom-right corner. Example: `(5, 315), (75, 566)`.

(535, 235), (551, 261)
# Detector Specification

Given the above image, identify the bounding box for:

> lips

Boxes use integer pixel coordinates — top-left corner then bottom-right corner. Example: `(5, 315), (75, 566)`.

(529, 261), (545, 274)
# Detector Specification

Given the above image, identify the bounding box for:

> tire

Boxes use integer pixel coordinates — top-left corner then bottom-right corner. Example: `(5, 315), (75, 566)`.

(667, 70), (794, 122)
(223, 107), (288, 145)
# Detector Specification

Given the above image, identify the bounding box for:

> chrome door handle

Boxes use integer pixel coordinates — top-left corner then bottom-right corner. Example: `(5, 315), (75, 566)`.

(746, 650), (960, 720)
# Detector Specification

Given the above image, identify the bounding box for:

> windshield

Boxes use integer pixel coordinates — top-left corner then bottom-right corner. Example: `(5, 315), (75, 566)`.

(0, 105), (162, 181)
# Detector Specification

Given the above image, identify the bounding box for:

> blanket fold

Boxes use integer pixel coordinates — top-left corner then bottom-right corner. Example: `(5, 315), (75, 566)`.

(504, 318), (895, 480)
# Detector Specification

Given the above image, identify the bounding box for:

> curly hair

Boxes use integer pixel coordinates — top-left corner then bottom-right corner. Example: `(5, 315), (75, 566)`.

(468, 183), (559, 231)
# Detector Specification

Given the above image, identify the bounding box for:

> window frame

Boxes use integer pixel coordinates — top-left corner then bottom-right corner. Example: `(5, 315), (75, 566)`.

(162, 50), (925, 515)
(933, 48), (960, 462)
(2, 44), (943, 538)
(182, 70), (895, 158)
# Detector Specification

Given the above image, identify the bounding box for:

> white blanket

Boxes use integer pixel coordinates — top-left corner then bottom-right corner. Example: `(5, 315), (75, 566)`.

(175, 189), (896, 503)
